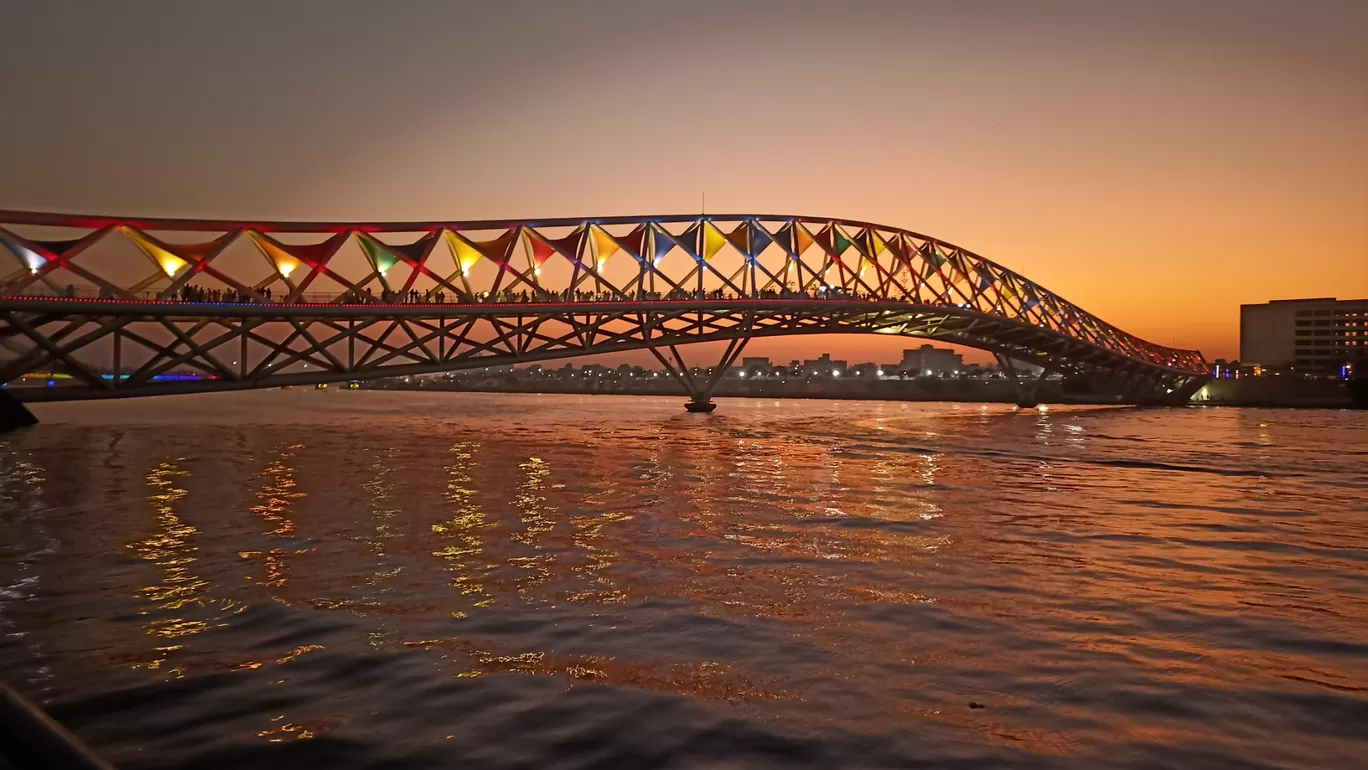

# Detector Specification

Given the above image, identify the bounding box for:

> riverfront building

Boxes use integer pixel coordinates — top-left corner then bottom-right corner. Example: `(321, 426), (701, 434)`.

(1240, 298), (1368, 374)
(739, 357), (780, 378)
(802, 354), (848, 378)
(897, 345), (964, 377)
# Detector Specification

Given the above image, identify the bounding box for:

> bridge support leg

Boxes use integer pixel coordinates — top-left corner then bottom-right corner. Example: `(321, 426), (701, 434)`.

(1080, 368), (1207, 406)
(648, 336), (751, 413)
(996, 354), (1050, 409)
(0, 390), (38, 432)
(1133, 374), (1207, 405)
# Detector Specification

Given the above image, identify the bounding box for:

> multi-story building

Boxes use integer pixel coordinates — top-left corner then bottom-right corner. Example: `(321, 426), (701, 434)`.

(739, 356), (778, 378)
(898, 345), (964, 377)
(1240, 298), (1368, 374)
(802, 354), (848, 378)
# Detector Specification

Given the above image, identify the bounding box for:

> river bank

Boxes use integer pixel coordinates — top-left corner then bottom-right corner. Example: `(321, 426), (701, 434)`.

(1194, 377), (1361, 408)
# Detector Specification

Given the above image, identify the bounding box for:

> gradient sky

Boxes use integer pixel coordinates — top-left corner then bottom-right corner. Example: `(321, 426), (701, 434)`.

(2, 0), (1364, 365)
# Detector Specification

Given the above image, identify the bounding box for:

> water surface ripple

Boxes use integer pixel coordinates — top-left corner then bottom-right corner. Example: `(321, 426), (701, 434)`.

(1, 392), (1365, 769)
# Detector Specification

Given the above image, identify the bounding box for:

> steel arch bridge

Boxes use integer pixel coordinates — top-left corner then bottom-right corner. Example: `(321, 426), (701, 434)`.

(0, 209), (1207, 413)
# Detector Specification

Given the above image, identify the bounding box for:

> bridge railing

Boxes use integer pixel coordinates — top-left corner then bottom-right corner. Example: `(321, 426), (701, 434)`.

(3, 284), (340, 304)
(1, 283), (903, 307)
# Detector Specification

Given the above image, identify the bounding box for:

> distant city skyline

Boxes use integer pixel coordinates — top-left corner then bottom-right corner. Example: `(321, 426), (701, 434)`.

(2, 0), (1365, 364)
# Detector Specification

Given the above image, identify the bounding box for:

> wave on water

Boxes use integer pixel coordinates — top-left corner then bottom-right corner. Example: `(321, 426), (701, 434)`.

(2, 393), (1366, 769)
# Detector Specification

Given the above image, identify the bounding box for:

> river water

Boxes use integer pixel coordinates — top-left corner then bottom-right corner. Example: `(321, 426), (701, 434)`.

(1, 392), (1365, 769)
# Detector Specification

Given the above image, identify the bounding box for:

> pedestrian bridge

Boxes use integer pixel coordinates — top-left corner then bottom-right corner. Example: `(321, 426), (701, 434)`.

(0, 210), (1207, 411)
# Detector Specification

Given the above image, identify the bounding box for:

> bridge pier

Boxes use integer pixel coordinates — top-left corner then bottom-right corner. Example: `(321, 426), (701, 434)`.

(684, 397), (717, 413)
(648, 330), (752, 413)
(1135, 374), (1208, 405)
(996, 354), (1050, 409)
(0, 390), (37, 432)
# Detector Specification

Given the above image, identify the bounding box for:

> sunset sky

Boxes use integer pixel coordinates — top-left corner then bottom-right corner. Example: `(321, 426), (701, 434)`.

(2, 0), (1364, 365)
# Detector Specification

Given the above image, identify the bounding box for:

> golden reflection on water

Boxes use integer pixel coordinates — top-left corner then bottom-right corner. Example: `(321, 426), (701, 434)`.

(564, 439), (635, 606)
(0, 450), (45, 501)
(567, 509), (631, 605)
(255, 712), (326, 742)
(510, 456), (557, 600)
(253, 447), (302, 537)
(90, 424), (1002, 705)
(432, 442), (493, 615)
(400, 636), (790, 701)
(363, 447), (402, 588)
(242, 445), (309, 592)
(125, 460), (237, 676)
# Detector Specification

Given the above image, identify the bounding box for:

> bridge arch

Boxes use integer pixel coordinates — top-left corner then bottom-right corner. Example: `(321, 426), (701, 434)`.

(0, 210), (1207, 409)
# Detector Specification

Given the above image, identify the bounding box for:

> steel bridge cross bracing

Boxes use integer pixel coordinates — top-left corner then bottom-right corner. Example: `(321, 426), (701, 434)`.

(0, 210), (1209, 405)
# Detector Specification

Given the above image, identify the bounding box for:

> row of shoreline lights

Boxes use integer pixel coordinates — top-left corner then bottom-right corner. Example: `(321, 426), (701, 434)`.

(703, 368), (965, 378)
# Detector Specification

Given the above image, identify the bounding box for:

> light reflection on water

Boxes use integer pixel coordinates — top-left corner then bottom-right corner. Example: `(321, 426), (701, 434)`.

(433, 441), (493, 614)
(125, 460), (245, 676)
(0, 391), (1365, 769)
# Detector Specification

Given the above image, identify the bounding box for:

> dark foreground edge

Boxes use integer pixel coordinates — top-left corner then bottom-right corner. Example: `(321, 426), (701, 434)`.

(0, 681), (113, 769)
(0, 390), (38, 432)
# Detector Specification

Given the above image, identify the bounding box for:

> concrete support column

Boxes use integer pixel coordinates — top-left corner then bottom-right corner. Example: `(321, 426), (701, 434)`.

(648, 334), (752, 413)
(995, 353), (1050, 408)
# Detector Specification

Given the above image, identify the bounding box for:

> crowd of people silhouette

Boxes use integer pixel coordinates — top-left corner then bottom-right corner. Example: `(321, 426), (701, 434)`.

(45, 283), (873, 305)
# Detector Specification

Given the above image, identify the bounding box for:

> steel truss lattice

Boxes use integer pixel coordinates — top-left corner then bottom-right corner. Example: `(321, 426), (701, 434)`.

(0, 210), (1208, 403)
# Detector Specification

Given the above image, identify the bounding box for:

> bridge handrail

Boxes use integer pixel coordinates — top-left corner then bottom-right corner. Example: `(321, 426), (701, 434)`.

(3, 283), (948, 305)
